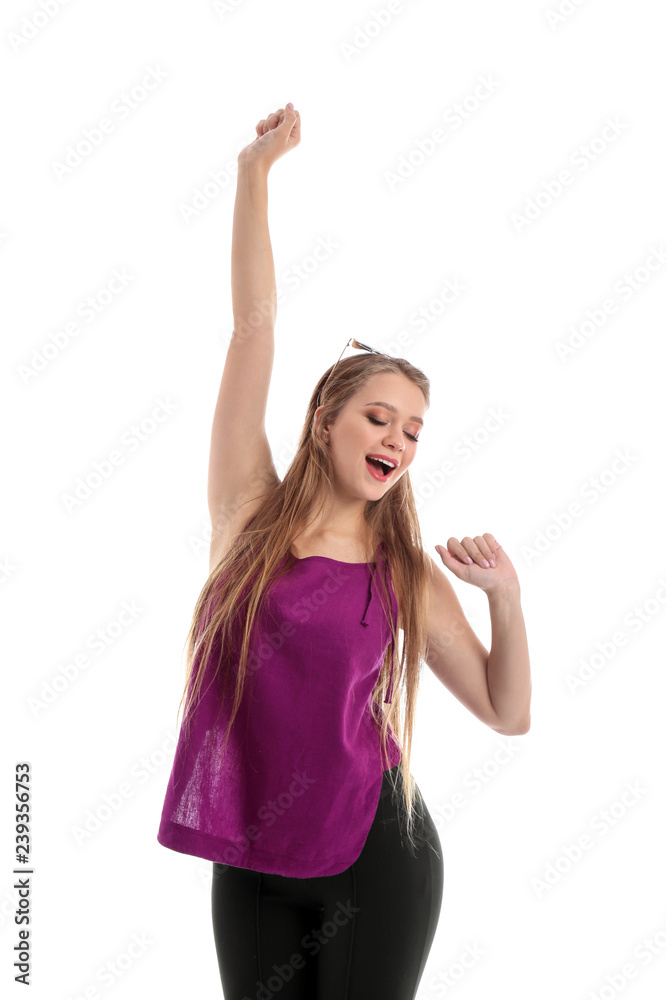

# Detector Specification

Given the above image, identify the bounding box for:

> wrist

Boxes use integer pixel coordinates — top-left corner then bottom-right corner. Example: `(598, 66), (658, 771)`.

(237, 155), (270, 183)
(487, 579), (521, 602)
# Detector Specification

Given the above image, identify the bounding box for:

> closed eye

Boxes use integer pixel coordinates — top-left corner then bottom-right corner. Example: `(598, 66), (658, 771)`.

(367, 415), (419, 442)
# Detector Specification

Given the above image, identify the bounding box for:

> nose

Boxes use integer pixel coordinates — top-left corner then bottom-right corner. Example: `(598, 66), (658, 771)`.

(383, 434), (405, 453)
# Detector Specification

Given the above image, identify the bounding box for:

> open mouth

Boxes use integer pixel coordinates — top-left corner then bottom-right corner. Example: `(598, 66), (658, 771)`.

(365, 456), (396, 481)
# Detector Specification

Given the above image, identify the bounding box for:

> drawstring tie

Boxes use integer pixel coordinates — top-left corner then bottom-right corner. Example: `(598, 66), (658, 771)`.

(359, 548), (394, 704)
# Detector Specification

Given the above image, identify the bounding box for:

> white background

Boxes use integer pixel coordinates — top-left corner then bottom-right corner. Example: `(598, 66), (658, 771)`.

(3, 0), (666, 997)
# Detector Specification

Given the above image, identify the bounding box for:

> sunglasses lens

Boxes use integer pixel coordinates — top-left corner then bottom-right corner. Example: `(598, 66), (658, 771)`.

(353, 339), (372, 352)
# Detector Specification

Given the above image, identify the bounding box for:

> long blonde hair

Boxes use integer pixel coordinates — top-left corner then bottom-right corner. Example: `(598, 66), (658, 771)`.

(178, 352), (432, 850)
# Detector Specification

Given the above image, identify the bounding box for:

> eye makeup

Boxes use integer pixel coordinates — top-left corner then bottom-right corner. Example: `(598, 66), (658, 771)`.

(366, 415), (419, 443)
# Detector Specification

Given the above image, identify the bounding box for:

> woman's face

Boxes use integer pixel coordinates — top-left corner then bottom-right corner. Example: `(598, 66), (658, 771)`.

(319, 372), (426, 499)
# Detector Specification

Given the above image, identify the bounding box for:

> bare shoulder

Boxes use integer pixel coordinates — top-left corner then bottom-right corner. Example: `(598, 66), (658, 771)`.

(208, 493), (272, 574)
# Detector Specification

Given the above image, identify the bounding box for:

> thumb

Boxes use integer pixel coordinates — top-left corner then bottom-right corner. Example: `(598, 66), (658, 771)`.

(280, 103), (297, 123)
(280, 104), (297, 125)
(278, 103), (300, 140)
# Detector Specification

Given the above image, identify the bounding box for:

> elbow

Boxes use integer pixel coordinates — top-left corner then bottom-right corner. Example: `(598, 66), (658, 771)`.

(491, 714), (531, 736)
(505, 715), (531, 736)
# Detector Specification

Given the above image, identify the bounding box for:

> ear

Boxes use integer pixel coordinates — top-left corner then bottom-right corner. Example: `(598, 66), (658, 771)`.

(314, 406), (330, 438)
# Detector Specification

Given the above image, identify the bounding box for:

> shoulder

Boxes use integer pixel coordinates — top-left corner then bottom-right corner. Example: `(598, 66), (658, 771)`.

(384, 549), (456, 612)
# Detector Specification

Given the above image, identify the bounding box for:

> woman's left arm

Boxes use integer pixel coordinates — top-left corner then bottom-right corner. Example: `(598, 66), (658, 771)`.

(427, 533), (531, 735)
(484, 579), (531, 734)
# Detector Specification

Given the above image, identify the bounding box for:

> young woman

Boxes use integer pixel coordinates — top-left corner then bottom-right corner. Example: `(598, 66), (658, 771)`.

(157, 104), (532, 1000)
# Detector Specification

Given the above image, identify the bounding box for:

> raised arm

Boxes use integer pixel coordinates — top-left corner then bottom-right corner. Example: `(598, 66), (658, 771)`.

(208, 105), (301, 566)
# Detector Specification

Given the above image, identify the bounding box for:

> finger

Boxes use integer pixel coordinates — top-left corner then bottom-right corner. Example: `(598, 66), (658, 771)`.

(475, 536), (498, 568)
(435, 546), (464, 574)
(460, 537), (484, 562)
(279, 108), (299, 132)
(483, 533), (500, 556)
(456, 536), (493, 568)
(446, 537), (474, 565)
(473, 535), (495, 561)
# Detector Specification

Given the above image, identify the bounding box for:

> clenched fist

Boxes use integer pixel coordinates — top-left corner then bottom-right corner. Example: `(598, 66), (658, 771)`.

(238, 103), (301, 173)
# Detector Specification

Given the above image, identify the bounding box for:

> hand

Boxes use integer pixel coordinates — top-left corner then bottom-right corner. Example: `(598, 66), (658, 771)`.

(435, 533), (519, 594)
(238, 103), (301, 172)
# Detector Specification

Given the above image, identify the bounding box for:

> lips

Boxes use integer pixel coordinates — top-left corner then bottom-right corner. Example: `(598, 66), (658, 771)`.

(365, 456), (396, 481)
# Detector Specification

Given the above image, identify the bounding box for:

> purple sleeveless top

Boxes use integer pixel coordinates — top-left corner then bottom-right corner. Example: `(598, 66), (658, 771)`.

(156, 544), (402, 877)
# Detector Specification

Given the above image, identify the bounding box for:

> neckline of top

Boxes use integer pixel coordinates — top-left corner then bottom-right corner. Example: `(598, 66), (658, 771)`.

(291, 553), (376, 566)
(288, 539), (387, 567)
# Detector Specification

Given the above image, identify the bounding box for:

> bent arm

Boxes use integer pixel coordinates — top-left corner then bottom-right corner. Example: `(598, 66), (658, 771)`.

(423, 555), (531, 736)
(486, 583), (531, 734)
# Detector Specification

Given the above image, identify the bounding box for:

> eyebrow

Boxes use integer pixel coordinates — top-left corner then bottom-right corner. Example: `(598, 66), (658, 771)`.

(363, 401), (424, 426)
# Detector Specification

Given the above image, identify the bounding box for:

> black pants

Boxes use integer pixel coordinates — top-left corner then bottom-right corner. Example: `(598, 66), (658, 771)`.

(211, 765), (444, 999)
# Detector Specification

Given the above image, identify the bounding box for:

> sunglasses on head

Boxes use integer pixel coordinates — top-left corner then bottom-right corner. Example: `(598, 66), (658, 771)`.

(315, 339), (384, 409)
